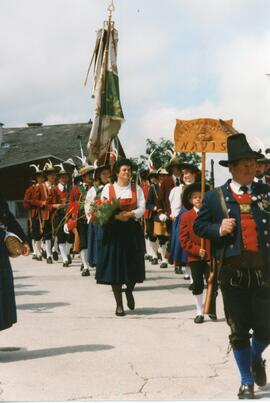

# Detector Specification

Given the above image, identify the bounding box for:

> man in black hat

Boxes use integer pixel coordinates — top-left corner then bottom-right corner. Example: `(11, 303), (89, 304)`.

(194, 133), (270, 399)
(255, 154), (270, 185)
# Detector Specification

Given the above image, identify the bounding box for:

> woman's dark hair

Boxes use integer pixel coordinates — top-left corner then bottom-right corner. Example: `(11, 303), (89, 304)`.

(111, 159), (133, 182)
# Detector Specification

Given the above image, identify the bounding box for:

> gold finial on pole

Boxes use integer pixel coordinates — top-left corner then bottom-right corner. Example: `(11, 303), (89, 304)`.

(107, 0), (115, 19)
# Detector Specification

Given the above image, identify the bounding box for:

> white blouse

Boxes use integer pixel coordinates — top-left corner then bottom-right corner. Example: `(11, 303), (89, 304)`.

(169, 184), (185, 217)
(101, 182), (145, 220)
(84, 187), (97, 222)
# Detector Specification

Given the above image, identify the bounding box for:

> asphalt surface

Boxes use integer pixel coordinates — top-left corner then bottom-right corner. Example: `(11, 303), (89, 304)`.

(0, 254), (270, 401)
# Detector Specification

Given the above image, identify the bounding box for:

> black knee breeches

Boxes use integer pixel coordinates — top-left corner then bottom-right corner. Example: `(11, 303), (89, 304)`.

(220, 267), (270, 349)
(190, 260), (209, 295)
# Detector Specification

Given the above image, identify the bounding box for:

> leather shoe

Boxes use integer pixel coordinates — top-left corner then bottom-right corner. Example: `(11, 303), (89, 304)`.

(63, 261), (69, 268)
(115, 307), (125, 316)
(52, 251), (59, 261)
(67, 254), (72, 265)
(81, 268), (90, 276)
(151, 258), (158, 265)
(208, 314), (217, 321)
(251, 359), (266, 387)
(160, 262), (168, 269)
(125, 289), (135, 310)
(194, 315), (204, 324)
(175, 267), (183, 274)
(46, 257), (53, 264)
(237, 384), (254, 399)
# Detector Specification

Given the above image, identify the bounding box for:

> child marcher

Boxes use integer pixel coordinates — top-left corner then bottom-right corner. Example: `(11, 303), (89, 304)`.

(179, 182), (212, 323)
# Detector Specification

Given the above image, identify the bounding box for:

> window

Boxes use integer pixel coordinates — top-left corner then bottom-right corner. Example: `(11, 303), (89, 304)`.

(15, 200), (28, 218)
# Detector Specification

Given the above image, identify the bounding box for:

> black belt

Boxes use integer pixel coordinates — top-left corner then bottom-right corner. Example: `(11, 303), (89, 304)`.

(223, 251), (265, 270)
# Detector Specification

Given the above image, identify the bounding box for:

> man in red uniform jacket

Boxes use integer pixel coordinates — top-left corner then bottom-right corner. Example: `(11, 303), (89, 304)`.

(23, 166), (45, 260)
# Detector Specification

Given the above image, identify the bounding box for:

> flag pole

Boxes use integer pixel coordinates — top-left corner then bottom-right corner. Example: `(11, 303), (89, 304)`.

(201, 151), (206, 199)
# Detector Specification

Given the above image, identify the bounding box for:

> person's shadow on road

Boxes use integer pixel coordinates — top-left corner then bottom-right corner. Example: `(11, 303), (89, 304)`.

(127, 304), (195, 315)
(17, 302), (70, 313)
(135, 284), (190, 291)
(0, 344), (114, 362)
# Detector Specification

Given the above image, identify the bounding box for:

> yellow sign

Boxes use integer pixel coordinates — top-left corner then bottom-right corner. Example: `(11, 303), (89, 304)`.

(174, 118), (238, 153)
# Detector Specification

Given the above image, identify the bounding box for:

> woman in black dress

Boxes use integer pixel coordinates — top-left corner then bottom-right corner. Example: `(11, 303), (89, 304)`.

(0, 195), (30, 331)
(95, 159), (146, 316)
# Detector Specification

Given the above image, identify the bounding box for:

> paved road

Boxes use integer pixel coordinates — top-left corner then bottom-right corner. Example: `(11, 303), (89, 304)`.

(0, 255), (270, 401)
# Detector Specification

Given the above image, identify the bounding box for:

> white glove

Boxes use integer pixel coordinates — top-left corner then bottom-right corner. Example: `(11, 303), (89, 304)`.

(158, 213), (167, 222)
(63, 224), (70, 234)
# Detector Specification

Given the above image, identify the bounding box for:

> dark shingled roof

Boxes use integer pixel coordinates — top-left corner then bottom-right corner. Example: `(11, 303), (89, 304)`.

(0, 122), (91, 169)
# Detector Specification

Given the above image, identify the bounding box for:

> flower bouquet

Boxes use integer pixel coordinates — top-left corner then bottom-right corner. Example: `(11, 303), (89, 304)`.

(90, 198), (121, 226)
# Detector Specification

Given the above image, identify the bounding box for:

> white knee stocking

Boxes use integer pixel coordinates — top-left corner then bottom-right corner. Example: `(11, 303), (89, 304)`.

(149, 241), (158, 258)
(160, 244), (167, 263)
(194, 293), (204, 316)
(66, 242), (73, 256)
(80, 249), (89, 269)
(59, 243), (68, 263)
(36, 240), (42, 258)
(32, 240), (37, 256)
(45, 240), (52, 258)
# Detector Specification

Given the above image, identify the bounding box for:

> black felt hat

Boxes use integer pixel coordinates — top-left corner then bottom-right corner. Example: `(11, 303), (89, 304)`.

(182, 182), (210, 210)
(219, 133), (264, 167)
(148, 170), (159, 178)
(166, 157), (183, 169)
(94, 164), (111, 180)
(179, 163), (200, 173)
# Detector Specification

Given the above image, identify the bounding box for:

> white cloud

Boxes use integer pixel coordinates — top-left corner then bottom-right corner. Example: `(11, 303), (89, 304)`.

(1, 0), (270, 184)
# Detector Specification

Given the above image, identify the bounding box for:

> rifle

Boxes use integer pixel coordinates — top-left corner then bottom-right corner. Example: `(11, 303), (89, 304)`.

(203, 159), (218, 317)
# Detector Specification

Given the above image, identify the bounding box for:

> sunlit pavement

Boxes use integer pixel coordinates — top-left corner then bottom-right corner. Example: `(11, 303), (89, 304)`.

(0, 255), (269, 401)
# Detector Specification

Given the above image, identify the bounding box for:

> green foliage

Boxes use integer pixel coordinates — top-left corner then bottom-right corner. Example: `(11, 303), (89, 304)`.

(90, 199), (121, 226)
(131, 138), (201, 171)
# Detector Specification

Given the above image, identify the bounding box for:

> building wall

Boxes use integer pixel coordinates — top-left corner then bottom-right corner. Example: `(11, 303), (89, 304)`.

(7, 200), (28, 234)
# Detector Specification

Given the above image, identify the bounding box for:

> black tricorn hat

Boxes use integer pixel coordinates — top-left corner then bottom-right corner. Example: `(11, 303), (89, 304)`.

(182, 182), (210, 210)
(219, 133), (264, 167)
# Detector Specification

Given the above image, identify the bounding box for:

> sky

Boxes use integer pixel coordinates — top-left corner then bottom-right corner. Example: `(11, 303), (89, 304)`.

(1, 0), (270, 184)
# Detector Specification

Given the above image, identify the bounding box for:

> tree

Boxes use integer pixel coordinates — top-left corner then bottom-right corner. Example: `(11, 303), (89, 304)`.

(131, 137), (201, 171)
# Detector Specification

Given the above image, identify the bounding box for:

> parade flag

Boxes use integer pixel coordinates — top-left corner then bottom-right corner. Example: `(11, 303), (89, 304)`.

(86, 21), (124, 161)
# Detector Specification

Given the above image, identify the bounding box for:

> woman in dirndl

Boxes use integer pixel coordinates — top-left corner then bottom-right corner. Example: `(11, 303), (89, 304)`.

(95, 158), (146, 316)
(0, 195), (30, 331)
(84, 164), (111, 273)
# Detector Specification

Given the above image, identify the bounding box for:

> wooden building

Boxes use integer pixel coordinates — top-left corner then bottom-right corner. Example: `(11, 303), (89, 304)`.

(0, 122), (91, 230)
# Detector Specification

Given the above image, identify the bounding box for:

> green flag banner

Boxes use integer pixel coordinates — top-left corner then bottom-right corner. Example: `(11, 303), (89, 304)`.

(87, 24), (124, 161)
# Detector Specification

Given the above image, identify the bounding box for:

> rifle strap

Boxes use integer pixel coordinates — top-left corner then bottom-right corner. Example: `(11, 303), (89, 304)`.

(216, 187), (229, 282)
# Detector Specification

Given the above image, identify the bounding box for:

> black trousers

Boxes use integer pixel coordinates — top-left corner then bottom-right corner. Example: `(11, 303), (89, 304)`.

(54, 213), (74, 245)
(42, 220), (53, 241)
(220, 266), (270, 349)
(77, 218), (88, 250)
(31, 217), (42, 241)
(189, 260), (209, 295)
